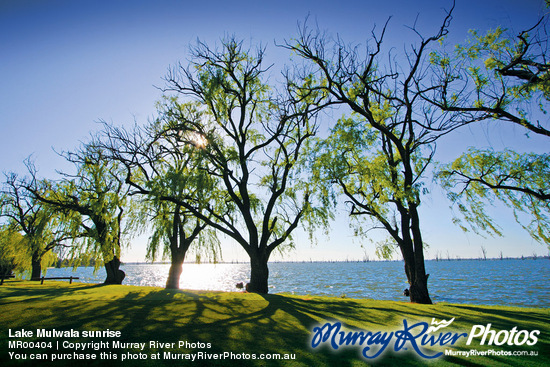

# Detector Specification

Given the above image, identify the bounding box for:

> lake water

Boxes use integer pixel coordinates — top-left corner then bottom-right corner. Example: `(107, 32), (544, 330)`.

(44, 259), (549, 308)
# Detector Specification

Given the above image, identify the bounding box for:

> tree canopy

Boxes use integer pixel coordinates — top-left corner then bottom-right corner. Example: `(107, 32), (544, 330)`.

(283, 8), (463, 303)
(96, 101), (222, 288)
(155, 37), (328, 293)
(430, 15), (550, 248)
(25, 146), (132, 284)
(1, 171), (71, 278)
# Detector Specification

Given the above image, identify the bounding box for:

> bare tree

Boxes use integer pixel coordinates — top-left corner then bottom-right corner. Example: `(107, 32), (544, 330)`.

(481, 245), (487, 260)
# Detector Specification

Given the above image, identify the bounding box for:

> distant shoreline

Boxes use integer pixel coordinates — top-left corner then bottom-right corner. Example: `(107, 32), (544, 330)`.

(114, 256), (550, 266)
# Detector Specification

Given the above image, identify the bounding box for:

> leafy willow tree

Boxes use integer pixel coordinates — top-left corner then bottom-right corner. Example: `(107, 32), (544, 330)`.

(26, 146), (131, 284)
(430, 14), (550, 247)
(97, 109), (220, 289)
(146, 201), (219, 289)
(0, 172), (71, 279)
(283, 9), (466, 304)
(0, 226), (27, 281)
(150, 38), (326, 293)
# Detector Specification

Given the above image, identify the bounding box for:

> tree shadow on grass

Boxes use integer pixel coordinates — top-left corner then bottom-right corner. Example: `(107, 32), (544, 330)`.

(446, 304), (550, 326)
(0, 281), (110, 305)
(1, 286), (548, 367)
(0, 289), (400, 366)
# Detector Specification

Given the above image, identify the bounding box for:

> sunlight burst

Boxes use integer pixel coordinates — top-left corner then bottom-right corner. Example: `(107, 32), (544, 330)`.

(190, 132), (208, 149)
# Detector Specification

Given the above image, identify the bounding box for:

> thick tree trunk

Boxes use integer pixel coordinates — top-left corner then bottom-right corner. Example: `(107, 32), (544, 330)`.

(409, 205), (432, 304)
(166, 252), (185, 289)
(248, 251), (269, 294)
(0, 263), (14, 277)
(30, 251), (42, 280)
(97, 218), (124, 284)
(402, 244), (432, 304)
(165, 205), (192, 289)
(104, 256), (125, 284)
(409, 273), (431, 304)
(1, 264), (14, 284)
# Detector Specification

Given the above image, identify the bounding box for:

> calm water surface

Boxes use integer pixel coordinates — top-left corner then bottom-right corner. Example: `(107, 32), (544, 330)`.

(45, 259), (549, 308)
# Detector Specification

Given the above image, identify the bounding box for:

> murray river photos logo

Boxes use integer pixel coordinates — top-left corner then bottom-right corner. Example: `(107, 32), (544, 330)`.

(310, 318), (540, 360)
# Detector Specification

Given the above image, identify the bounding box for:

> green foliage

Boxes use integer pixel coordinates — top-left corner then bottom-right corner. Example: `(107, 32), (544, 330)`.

(33, 147), (131, 270)
(0, 173), (69, 276)
(430, 18), (550, 250)
(98, 97), (227, 267)
(145, 201), (221, 264)
(464, 26), (548, 103)
(144, 164), (220, 264)
(438, 148), (550, 247)
(285, 17), (457, 302)
(159, 36), (327, 262)
(374, 238), (399, 260)
(430, 18), (550, 133)
(307, 103), (429, 252)
(0, 227), (28, 276)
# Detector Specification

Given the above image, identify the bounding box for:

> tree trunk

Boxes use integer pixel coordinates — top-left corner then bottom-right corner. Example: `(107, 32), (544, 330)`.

(409, 272), (431, 304)
(165, 205), (192, 289)
(166, 251), (185, 289)
(248, 251), (269, 294)
(104, 256), (125, 284)
(30, 251), (42, 280)
(409, 205), (432, 304)
(1, 264), (13, 285)
(402, 243), (432, 304)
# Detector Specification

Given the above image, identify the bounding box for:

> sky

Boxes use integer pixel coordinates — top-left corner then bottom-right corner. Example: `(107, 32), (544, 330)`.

(1, 0), (548, 263)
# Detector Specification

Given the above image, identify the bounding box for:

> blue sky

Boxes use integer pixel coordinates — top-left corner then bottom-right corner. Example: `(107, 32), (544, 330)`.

(1, 0), (548, 262)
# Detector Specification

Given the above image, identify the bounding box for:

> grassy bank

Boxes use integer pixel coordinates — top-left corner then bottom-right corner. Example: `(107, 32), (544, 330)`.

(0, 280), (548, 366)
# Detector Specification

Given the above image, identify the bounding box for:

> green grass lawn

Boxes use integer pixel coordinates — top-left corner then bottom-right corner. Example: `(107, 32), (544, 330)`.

(0, 280), (548, 366)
